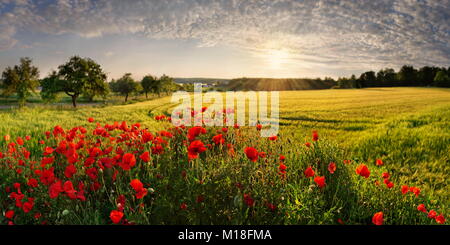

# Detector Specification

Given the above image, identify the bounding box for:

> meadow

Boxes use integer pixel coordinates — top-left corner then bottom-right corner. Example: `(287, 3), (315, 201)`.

(0, 87), (449, 225)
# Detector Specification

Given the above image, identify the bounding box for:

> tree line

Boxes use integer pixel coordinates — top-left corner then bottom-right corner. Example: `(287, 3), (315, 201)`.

(335, 65), (450, 89)
(0, 56), (181, 107)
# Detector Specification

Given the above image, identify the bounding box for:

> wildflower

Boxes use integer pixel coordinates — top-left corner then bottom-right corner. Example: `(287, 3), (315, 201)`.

(244, 147), (258, 162)
(130, 179), (147, 199)
(435, 214), (446, 224)
(304, 166), (315, 178)
(312, 131), (319, 141)
(372, 212), (384, 225)
(27, 178), (39, 188)
(196, 195), (204, 203)
(328, 162), (336, 174)
(212, 134), (225, 145)
(410, 187), (420, 197)
(110, 210), (124, 224)
(119, 153), (136, 171)
(49, 180), (63, 199)
(64, 164), (77, 179)
(305, 142), (311, 147)
(266, 203), (277, 212)
(355, 164), (370, 178)
(428, 210), (437, 219)
(139, 151), (150, 163)
(417, 204), (427, 213)
(187, 126), (206, 141)
(243, 194), (254, 207)
(376, 159), (384, 166)
(401, 185), (409, 195)
(180, 203), (188, 210)
(256, 124), (262, 131)
(268, 135), (277, 141)
(314, 176), (326, 188)
(382, 172), (390, 179)
(88, 117), (95, 123)
(5, 210), (14, 219)
(187, 140), (207, 160)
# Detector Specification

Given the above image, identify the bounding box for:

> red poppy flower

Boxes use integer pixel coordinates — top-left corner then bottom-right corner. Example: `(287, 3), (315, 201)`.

(401, 185), (409, 195)
(64, 164), (77, 179)
(212, 134), (225, 145)
(180, 203), (188, 210)
(27, 178), (38, 188)
(187, 140), (207, 160)
(130, 179), (147, 199)
(266, 203), (277, 212)
(355, 164), (370, 178)
(417, 204), (427, 213)
(304, 166), (315, 178)
(88, 117), (95, 123)
(268, 135), (277, 141)
(382, 172), (390, 179)
(428, 210), (437, 219)
(435, 214), (446, 224)
(243, 193), (254, 207)
(110, 210), (124, 224)
(119, 153), (136, 171)
(312, 131), (319, 141)
(328, 162), (336, 174)
(63, 181), (77, 199)
(314, 176), (326, 188)
(16, 137), (24, 146)
(385, 181), (394, 189)
(49, 180), (63, 199)
(372, 212), (383, 225)
(305, 142), (311, 147)
(410, 187), (420, 197)
(256, 124), (262, 131)
(196, 195), (204, 203)
(376, 159), (384, 166)
(22, 198), (34, 213)
(187, 126), (206, 141)
(139, 151), (150, 163)
(5, 210), (14, 219)
(244, 147), (258, 162)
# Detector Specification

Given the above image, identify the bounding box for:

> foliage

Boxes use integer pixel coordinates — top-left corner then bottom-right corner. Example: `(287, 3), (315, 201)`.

(1, 58), (40, 107)
(40, 56), (108, 107)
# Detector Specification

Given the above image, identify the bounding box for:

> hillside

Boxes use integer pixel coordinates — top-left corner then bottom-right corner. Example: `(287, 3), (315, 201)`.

(226, 77), (336, 91)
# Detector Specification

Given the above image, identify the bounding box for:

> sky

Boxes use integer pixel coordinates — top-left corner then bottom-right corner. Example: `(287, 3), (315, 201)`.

(0, 0), (449, 80)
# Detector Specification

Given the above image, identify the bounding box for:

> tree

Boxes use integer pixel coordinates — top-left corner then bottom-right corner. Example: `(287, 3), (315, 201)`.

(141, 75), (157, 99)
(397, 65), (418, 86)
(359, 71), (376, 87)
(433, 71), (450, 87)
(376, 68), (396, 87)
(418, 66), (439, 86)
(112, 73), (138, 102)
(1, 57), (39, 107)
(41, 56), (108, 107)
(159, 74), (177, 95)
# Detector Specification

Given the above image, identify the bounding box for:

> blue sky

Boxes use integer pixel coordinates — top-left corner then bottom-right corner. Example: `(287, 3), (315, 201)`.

(0, 0), (449, 80)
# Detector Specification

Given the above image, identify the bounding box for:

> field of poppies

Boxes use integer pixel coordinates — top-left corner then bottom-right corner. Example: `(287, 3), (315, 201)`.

(0, 87), (449, 225)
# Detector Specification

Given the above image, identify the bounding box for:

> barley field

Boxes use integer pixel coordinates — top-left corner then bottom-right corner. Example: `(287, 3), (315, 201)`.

(1, 87), (449, 225)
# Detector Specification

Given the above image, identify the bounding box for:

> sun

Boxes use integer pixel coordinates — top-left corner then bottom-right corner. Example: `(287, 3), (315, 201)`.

(265, 48), (291, 69)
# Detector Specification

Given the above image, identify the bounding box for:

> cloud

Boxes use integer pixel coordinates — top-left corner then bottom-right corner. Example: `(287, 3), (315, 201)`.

(1, 0), (449, 73)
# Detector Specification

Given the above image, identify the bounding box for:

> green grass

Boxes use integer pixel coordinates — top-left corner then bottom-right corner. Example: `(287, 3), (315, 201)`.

(0, 87), (449, 224)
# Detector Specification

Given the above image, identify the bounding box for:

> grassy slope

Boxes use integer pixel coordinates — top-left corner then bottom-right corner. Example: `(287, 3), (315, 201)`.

(1, 87), (449, 204)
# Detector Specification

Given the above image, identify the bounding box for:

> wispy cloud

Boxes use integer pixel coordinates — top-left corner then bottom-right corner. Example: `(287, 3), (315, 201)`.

(0, 0), (449, 76)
